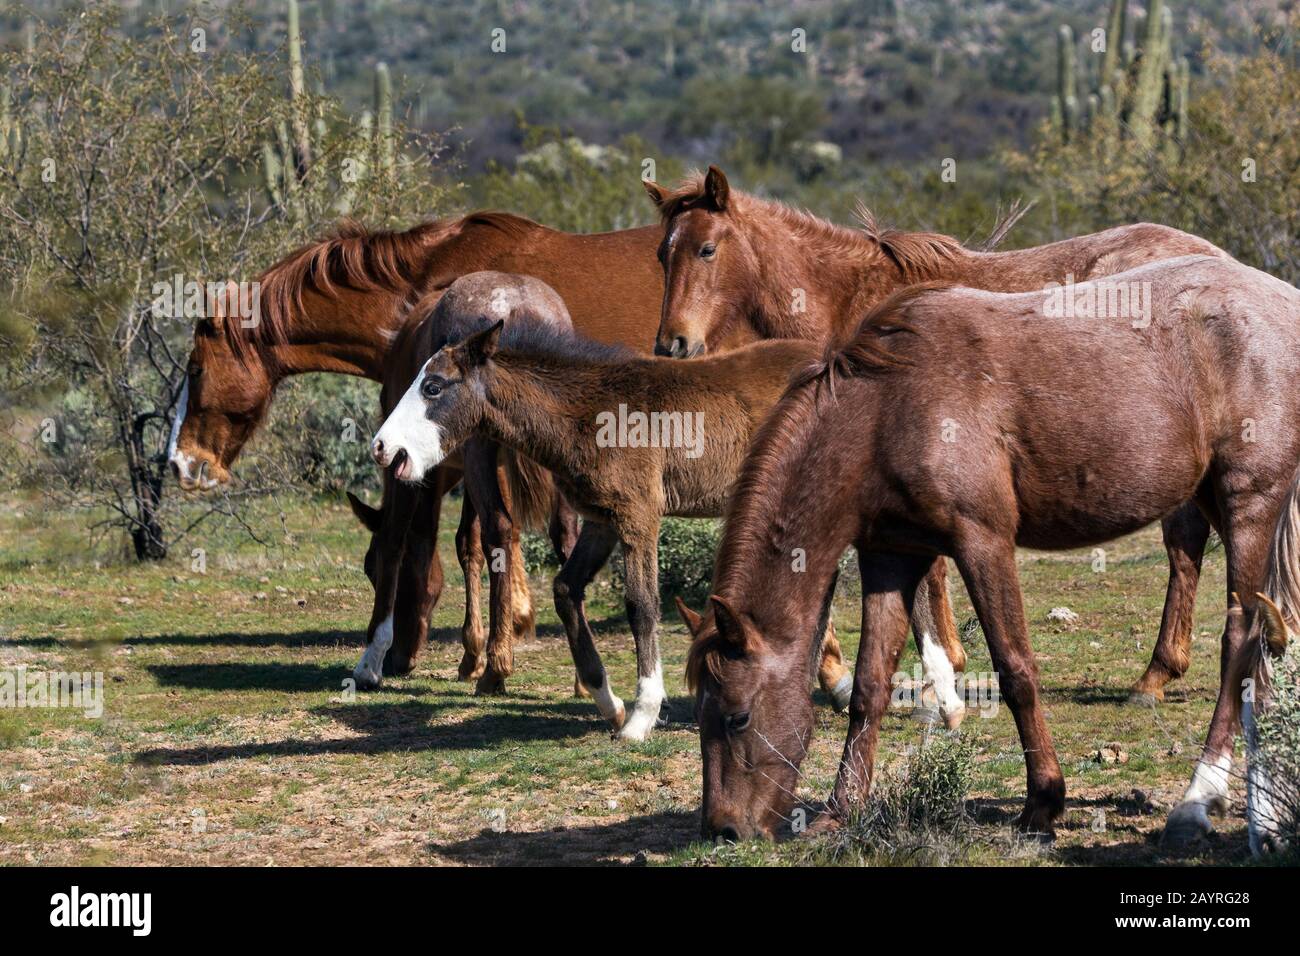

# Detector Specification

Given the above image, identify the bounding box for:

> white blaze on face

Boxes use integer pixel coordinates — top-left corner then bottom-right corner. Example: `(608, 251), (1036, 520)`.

(372, 367), (444, 482)
(353, 614), (393, 689)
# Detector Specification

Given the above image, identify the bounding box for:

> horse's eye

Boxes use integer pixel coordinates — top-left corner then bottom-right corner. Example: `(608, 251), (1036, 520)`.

(699, 242), (717, 260)
(421, 379), (443, 400)
(724, 711), (750, 734)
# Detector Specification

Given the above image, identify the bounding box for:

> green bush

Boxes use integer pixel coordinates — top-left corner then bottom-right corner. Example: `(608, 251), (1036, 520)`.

(1255, 652), (1300, 851)
(611, 517), (721, 604)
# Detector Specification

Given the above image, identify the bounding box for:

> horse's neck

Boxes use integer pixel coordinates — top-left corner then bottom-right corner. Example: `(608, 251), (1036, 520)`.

(266, 292), (409, 381)
(718, 389), (866, 644)
(478, 359), (595, 476)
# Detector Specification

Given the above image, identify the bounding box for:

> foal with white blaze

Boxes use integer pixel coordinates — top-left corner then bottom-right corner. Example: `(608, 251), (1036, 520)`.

(370, 312), (923, 740)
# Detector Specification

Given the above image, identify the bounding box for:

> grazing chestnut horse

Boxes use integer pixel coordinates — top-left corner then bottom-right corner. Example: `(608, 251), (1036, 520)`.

(647, 166), (1234, 709)
(1228, 465), (1300, 856)
(169, 214), (665, 677)
(369, 315), (921, 739)
(682, 255), (1300, 841)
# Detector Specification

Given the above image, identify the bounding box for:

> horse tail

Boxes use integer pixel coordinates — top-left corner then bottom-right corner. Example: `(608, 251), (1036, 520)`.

(502, 449), (556, 533)
(1229, 464), (1300, 719)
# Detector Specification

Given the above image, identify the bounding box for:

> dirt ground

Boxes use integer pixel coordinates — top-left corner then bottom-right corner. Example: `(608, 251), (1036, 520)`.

(0, 493), (1260, 865)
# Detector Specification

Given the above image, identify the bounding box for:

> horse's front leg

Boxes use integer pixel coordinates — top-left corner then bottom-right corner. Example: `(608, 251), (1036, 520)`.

(954, 528), (1064, 836)
(553, 521), (622, 727)
(617, 524), (665, 741)
(910, 557), (967, 729)
(463, 438), (519, 696)
(353, 477), (419, 690)
(455, 488), (487, 681)
(827, 552), (929, 817)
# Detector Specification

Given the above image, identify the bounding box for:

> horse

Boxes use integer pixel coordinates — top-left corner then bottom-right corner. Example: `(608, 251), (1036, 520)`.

(169, 214), (665, 681)
(367, 312), (955, 739)
(349, 272), (578, 692)
(680, 255), (1300, 842)
(646, 165), (1236, 711)
(1229, 465), (1300, 856)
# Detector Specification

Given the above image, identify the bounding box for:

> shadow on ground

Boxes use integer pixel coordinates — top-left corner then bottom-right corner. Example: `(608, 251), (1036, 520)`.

(428, 809), (698, 865)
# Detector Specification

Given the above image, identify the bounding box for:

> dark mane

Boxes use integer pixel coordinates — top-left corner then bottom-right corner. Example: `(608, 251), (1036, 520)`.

(790, 283), (938, 394)
(223, 213), (547, 365)
(435, 311), (637, 366)
(657, 172), (966, 282)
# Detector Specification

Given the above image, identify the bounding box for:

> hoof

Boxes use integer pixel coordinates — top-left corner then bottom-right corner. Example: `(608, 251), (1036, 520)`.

(910, 705), (940, 726)
(573, 676), (592, 699)
(617, 705), (658, 741)
(475, 670), (507, 696)
(1161, 802), (1215, 849)
(942, 705), (966, 730)
(1014, 813), (1057, 843)
(606, 701), (627, 733)
(1127, 691), (1160, 709)
(828, 673), (853, 713)
(352, 665), (382, 691)
(807, 811), (844, 836)
(457, 652), (485, 682)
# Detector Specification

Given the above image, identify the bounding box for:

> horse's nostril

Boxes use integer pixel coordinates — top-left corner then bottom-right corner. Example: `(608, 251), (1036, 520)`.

(372, 439), (385, 463)
(672, 336), (689, 358)
(653, 341), (673, 357)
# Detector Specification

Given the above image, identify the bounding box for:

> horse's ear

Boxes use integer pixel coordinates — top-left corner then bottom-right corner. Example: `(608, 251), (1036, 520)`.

(644, 179), (670, 209)
(674, 596), (704, 636)
(462, 319), (504, 366)
(704, 165), (730, 211)
(346, 491), (383, 534)
(1255, 592), (1291, 657)
(708, 594), (753, 650)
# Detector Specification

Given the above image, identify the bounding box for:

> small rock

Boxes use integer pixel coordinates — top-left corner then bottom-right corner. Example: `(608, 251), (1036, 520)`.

(254, 592), (268, 601)
(605, 799), (618, 811)
(0, 815), (7, 826)
(275, 585), (287, 594)
(19, 783), (33, 793)
(117, 597), (133, 606)
(259, 576), (270, 584)
(1047, 607), (1079, 624)
(1094, 742), (1129, 765)
(1167, 741), (1183, 756)
(296, 598), (307, 608)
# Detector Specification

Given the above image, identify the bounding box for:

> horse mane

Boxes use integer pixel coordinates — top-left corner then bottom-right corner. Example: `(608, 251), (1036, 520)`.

(223, 212), (548, 365)
(656, 172), (966, 282)
(436, 310), (636, 367)
(1230, 465), (1300, 716)
(684, 290), (927, 691)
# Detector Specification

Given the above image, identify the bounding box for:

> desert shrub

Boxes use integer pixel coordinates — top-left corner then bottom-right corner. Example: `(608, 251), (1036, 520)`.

(1255, 652), (1300, 851)
(611, 517), (721, 605)
(520, 530), (560, 577)
(811, 731), (979, 866)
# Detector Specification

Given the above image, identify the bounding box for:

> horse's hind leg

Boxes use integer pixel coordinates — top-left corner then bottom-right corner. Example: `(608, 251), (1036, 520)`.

(828, 552), (930, 817)
(911, 557), (967, 729)
(1132, 502), (1211, 704)
(954, 527), (1064, 836)
(553, 521), (622, 728)
(816, 621), (852, 712)
(455, 490), (487, 681)
(1164, 481), (1275, 847)
(546, 493), (591, 698)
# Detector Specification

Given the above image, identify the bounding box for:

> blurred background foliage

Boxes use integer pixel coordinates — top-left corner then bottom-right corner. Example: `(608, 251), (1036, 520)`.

(0, 0), (1297, 561)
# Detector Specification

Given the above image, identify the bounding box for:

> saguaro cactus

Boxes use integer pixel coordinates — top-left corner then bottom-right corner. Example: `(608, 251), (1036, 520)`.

(1057, 24), (1078, 142)
(375, 62), (395, 180)
(1129, 0), (1168, 147)
(288, 0), (312, 171)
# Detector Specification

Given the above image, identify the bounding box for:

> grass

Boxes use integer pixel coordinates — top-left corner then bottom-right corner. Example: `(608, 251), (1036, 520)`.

(0, 489), (1261, 865)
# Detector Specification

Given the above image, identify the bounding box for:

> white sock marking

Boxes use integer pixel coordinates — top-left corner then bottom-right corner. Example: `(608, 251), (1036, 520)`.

(1181, 750), (1232, 810)
(619, 663), (665, 741)
(353, 614), (393, 689)
(919, 629), (964, 722)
